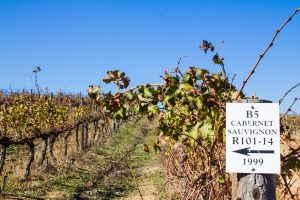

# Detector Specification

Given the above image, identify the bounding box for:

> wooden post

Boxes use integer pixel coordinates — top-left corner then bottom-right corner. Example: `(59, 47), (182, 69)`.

(232, 99), (276, 200)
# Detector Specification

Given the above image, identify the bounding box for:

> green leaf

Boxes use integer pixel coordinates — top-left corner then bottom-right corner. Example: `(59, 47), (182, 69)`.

(148, 104), (159, 114)
(114, 107), (124, 120)
(144, 87), (152, 98)
(138, 93), (151, 103)
(199, 123), (212, 142)
(179, 83), (193, 91)
(217, 175), (225, 183)
(183, 73), (191, 82)
(189, 122), (200, 139)
(125, 92), (133, 100)
(211, 107), (219, 118)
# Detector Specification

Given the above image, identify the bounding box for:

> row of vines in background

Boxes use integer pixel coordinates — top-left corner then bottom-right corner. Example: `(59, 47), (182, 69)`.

(0, 91), (118, 184)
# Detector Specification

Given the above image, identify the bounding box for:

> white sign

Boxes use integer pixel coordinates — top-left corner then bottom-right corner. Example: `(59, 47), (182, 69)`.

(226, 103), (280, 174)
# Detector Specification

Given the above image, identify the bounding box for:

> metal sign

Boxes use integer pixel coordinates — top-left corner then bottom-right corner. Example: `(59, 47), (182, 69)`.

(226, 103), (280, 174)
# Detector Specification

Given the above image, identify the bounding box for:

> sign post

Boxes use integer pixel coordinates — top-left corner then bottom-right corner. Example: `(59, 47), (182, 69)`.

(226, 99), (279, 200)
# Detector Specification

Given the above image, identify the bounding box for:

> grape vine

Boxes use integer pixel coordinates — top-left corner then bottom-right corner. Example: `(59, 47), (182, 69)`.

(0, 91), (109, 181)
(88, 39), (300, 198)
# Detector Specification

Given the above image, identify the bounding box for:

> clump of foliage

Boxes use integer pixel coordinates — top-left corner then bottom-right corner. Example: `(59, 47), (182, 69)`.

(88, 40), (243, 198)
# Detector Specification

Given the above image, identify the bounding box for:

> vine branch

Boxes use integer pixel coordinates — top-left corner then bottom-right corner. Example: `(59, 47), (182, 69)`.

(235, 8), (300, 100)
(279, 82), (300, 105)
(281, 97), (299, 119)
(113, 83), (164, 98)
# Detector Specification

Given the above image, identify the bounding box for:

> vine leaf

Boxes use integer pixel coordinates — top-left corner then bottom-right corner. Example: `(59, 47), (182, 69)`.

(148, 104), (159, 114)
(103, 70), (130, 89)
(189, 122), (201, 139)
(199, 123), (212, 143)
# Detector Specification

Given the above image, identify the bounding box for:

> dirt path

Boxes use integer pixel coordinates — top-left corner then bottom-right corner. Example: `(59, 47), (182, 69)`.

(121, 165), (166, 200)
(74, 118), (168, 200)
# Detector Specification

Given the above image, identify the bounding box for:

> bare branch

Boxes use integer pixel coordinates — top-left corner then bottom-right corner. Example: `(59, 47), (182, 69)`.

(177, 56), (188, 67)
(235, 8), (300, 100)
(279, 82), (300, 105)
(281, 97), (299, 119)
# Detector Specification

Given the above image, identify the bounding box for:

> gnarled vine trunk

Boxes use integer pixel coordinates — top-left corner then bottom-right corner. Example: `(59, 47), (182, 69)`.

(49, 135), (57, 163)
(81, 123), (85, 151)
(0, 144), (7, 175)
(22, 141), (35, 181)
(75, 125), (79, 151)
(85, 122), (89, 148)
(64, 130), (72, 156)
(92, 120), (97, 145)
(38, 137), (48, 165)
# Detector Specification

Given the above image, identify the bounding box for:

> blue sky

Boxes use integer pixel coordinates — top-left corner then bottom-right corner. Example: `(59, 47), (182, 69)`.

(0, 0), (299, 113)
